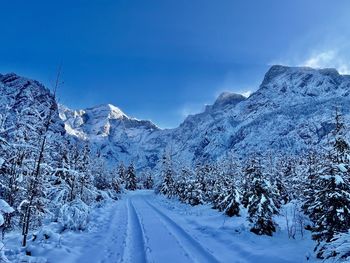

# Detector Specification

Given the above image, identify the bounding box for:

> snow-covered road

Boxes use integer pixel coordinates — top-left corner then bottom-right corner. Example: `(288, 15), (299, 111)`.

(65, 190), (314, 263)
(76, 191), (224, 263)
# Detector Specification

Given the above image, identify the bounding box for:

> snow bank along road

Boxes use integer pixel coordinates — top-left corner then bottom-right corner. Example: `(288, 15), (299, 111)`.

(70, 190), (312, 263)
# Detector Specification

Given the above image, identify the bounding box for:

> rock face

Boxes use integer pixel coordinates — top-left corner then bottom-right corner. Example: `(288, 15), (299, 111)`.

(4, 65), (350, 171)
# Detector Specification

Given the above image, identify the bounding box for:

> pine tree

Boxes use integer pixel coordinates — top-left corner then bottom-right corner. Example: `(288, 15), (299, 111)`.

(176, 167), (193, 203)
(273, 175), (288, 207)
(125, 163), (137, 190)
(245, 157), (278, 236)
(92, 154), (111, 191)
(304, 110), (350, 258)
(77, 143), (93, 202)
(110, 166), (122, 194)
(302, 149), (322, 215)
(159, 154), (176, 197)
(309, 166), (350, 243)
(118, 162), (126, 184)
(143, 172), (154, 189)
(213, 174), (240, 217)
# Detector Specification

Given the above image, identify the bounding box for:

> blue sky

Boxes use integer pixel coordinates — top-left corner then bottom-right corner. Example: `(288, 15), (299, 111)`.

(1, 0), (350, 128)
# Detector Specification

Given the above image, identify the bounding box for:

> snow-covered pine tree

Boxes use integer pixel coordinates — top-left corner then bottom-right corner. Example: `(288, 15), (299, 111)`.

(77, 143), (94, 202)
(279, 157), (299, 200)
(159, 154), (176, 197)
(143, 170), (154, 189)
(262, 154), (282, 209)
(191, 164), (208, 204)
(241, 157), (261, 208)
(304, 110), (350, 258)
(212, 174), (240, 217)
(187, 179), (204, 206)
(110, 166), (122, 194)
(309, 166), (350, 242)
(301, 149), (323, 215)
(118, 162), (126, 185)
(92, 153), (111, 191)
(272, 175), (288, 207)
(125, 163), (137, 191)
(332, 107), (350, 167)
(245, 156), (279, 236)
(175, 167), (192, 203)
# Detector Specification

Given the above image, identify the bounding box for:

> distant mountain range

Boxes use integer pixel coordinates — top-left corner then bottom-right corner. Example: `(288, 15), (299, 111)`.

(2, 65), (350, 171)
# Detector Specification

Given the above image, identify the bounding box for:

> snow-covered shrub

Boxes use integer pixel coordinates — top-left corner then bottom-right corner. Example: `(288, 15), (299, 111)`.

(0, 199), (14, 262)
(32, 227), (61, 244)
(58, 200), (89, 231)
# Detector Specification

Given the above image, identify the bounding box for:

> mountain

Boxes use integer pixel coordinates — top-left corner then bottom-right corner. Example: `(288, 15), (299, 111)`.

(59, 103), (163, 169)
(166, 65), (350, 166)
(3, 65), (350, 171)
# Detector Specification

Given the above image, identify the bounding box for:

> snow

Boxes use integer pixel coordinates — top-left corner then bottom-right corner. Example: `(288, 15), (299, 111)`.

(321, 231), (350, 261)
(335, 174), (345, 185)
(58, 200), (90, 231)
(337, 163), (348, 173)
(4, 191), (317, 262)
(0, 199), (14, 214)
(0, 157), (5, 167)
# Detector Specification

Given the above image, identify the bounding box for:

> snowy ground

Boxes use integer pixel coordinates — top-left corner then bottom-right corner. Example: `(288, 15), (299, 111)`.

(5, 190), (318, 262)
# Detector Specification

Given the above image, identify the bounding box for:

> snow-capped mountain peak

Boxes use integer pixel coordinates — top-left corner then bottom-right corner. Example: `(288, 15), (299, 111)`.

(87, 103), (128, 120)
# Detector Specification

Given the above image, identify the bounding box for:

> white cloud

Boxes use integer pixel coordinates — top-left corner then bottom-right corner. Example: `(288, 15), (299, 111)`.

(302, 50), (350, 75)
(239, 90), (252, 98)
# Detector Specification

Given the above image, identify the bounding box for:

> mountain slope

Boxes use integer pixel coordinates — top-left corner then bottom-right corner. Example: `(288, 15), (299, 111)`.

(0, 73), (65, 140)
(4, 65), (350, 171)
(163, 65), (350, 167)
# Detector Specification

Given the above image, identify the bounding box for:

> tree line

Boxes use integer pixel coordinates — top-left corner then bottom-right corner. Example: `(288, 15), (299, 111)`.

(156, 109), (350, 260)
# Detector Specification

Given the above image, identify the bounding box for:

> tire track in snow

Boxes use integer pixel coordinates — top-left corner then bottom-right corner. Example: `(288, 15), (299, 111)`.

(122, 199), (148, 263)
(145, 200), (220, 263)
(131, 196), (194, 263)
(129, 199), (154, 263)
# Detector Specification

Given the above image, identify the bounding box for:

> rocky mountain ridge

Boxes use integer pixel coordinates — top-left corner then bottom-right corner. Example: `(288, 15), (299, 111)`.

(3, 65), (350, 171)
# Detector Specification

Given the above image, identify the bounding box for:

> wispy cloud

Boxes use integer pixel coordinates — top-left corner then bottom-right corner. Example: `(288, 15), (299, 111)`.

(214, 71), (256, 99)
(302, 50), (350, 74)
(240, 90), (252, 98)
(179, 103), (207, 118)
